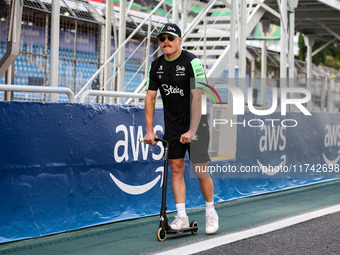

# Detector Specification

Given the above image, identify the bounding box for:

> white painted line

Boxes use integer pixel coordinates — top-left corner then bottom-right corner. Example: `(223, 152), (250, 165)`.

(153, 204), (340, 255)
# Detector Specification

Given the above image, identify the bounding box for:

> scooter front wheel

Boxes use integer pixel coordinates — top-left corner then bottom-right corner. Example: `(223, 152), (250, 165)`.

(190, 220), (198, 235)
(157, 227), (167, 241)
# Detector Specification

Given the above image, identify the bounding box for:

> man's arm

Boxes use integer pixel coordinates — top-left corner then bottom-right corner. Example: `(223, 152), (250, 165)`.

(144, 90), (158, 145)
(180, 88), (202, 144)
(180, 57), (205, 144)
(190, 88), (202, 135)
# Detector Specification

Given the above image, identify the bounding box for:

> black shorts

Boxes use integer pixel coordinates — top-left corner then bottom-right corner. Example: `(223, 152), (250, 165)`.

(163, 115), (210, 164)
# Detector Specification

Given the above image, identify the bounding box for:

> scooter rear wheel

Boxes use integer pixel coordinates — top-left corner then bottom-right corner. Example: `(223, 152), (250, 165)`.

(157, 227), (166, 241)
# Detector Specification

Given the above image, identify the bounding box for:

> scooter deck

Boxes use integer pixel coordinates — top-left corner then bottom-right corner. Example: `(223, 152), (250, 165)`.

(166, 226), (198, 234)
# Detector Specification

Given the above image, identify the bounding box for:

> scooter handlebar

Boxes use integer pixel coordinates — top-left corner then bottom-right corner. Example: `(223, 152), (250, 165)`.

(138, 135), (198, 143)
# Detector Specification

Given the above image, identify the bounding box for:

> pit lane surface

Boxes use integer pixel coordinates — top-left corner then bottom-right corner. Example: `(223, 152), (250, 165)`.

(1, 179), (339, 255)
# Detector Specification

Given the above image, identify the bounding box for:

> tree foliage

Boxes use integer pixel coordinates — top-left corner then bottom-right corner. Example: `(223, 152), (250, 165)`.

(298, 34), (340, 71)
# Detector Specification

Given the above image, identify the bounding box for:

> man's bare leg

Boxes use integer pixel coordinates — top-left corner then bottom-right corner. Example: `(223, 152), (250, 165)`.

(169, 158), (189, 230)
(192, 163), (214, 202)
(193, 162), (219, 234)
(169, 158), (186, 203)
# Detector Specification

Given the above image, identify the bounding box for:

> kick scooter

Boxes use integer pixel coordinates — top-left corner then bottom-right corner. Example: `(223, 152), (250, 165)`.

(139, 136), (198, 241)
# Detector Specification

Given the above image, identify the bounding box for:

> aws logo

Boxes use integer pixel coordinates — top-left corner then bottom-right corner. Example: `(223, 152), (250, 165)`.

(257, 125), (287, 176)
(323, 124), (340, 165)
(197, 82), (222, 106)
(110, 167), (164, 195)
(110, 124), (165, 195)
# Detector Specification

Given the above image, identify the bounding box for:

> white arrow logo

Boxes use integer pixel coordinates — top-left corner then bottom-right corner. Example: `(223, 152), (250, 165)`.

(109, 166), (164, 195)
(322, 150), (340, 165)
(257, 155), (286, 176)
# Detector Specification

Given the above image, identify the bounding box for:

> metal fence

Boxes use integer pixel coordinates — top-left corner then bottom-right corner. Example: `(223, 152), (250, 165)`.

(0, 0), (150, 102)
(0, 0), (339, 112)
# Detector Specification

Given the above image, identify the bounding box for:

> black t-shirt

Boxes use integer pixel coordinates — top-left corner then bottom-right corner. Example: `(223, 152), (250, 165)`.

(147, 50), (206, 136)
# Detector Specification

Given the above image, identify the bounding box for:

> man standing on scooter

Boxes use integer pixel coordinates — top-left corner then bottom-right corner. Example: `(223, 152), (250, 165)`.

(143, 23), (219, 235)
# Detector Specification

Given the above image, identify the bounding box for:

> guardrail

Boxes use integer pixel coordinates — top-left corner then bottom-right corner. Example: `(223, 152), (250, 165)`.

(0, 85), (148, 104)
(0, 85), (75, 102)
(74, 0), (168, 100)
(79, 90), (146, 103)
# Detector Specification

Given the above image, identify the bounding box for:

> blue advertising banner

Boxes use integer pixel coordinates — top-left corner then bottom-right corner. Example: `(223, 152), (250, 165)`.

(235, 111), (340, 179)
(0, 22), (7, 44)
(20, 24), (45, 46)
(18, 25), (97, 52)
(206, 111), (340, 202)
(1, 102), (339, 243)
(0, 102), (167, 242)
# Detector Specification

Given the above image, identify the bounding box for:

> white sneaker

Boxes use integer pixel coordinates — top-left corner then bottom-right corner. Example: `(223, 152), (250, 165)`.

(170, 215), (189, 230)
(206, 211), (219, 234)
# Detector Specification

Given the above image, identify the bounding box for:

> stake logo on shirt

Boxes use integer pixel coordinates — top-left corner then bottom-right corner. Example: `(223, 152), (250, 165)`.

(162, 84), (184, 96)
(176, 65), (185, 76)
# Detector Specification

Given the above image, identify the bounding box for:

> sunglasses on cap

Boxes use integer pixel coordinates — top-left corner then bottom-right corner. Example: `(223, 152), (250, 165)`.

(158, 35), (175, 42)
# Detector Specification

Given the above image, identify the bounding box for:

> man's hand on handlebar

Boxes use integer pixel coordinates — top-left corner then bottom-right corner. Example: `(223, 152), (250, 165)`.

(143, 132), (158, 146)
(180, 130), (196, 144)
